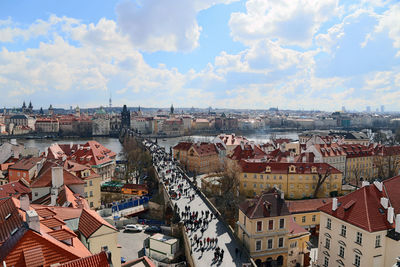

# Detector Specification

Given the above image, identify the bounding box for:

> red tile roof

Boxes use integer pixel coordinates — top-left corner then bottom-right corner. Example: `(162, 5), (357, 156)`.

(286, 198), (332, 214)
(239, 160), (342, 175)
(30, 161), (85, 188)
(48, 228), (77, 241)
(78, 208), (117, 238)
(229, 144), (267, 161)
(340, 144), (373, 158)
(35, 207), (57, 219)
(23, 247), (45, 267)
(40, 217), (66, 229)
(239, 188), (290, 219)
(288, 217), (309, 236)
(218, 134), (248, 146)
(318, 177), (400, 232)
(71, 141), (116, 167)
(172, 142), (193, 151)
(59, 251), (110, 267)
(191, 143), (218, 157)
(0, 180), (31, 199)
(9, 157), (43, 171)
(313, 143), (346, 157)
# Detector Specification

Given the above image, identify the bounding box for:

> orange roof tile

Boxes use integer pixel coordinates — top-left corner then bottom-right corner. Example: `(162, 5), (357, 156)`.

(40, 217), (66, 229)
(23, 247), (45, 267)
(59, 251), (110, 267)
(78, 209), (116, 238)
(48, 229), (77, 241)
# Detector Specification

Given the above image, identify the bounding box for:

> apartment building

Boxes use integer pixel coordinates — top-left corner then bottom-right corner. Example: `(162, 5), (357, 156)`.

(305, 143), (347, 174)
(317, 177), (400, 267)
(238, 160), (342, 199)
(341, 144), (375, 184)
(236, 189), (310, 267)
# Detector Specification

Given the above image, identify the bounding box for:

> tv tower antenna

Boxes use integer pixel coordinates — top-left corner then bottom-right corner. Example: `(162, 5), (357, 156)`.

(109, 91), (112, 108)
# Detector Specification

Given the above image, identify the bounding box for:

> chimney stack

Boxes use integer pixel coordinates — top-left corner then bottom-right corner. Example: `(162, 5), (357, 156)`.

(381, 197), (389, 209)
(332, 197), (338, 211)
(20, 194), (30, 211)
(388, 207), (394, 224)
(374, 181), (383, 191)
(51, 166), (63, 188)
(26, 210), (40, 233)
(396, 214), (400, 234)
(50, 188), (58, 206)
(362, 181), (370, 187)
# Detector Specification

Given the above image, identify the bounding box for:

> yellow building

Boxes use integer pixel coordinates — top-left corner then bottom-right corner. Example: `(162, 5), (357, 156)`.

(237, 189), (310, 267)
(173, 142), (225, 174)
(239, 161), (343, 199)
(64, 160), (102, 209)
(286, 198), (332, 237)
(341, 144), (375, 185)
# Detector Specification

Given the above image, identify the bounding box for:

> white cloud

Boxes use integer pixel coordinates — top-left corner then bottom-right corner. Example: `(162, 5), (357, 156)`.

(116, 0), (238, 52)
(229, 0), (339, 47)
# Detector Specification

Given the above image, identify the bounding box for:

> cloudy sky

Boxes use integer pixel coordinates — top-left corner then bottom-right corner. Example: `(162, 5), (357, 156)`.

(0, 0), (399, 111)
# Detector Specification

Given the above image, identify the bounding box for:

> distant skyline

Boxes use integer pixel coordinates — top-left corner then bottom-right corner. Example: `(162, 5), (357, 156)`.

(1, 0), (400, 111)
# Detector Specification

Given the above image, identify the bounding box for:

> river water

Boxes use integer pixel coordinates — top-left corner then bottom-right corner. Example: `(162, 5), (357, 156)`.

(7, 132), (298, 159)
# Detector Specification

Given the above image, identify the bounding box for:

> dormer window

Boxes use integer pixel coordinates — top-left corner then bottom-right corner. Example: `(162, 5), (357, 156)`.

(311, 166), (317, 173)
(265, 166), (271, 172)
(289, 165), (296, 173)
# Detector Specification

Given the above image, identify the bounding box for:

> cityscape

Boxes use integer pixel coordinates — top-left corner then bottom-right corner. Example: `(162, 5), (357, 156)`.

(1, 1), (400, 267)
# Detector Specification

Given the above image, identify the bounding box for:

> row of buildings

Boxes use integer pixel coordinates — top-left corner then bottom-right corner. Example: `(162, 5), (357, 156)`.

(237, 176), (400, 267)
(2, 102), (400, 137)
(173, 132), (400, 199)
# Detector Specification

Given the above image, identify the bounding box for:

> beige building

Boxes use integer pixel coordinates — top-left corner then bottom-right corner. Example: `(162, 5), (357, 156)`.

(317, 177), (400, 267)
(239, 161), (343, 199)
(237, 189), (310, 267)
(305, 143), (347, 174)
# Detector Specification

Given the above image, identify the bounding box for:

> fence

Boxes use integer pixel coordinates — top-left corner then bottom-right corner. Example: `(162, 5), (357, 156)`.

(111, 196), (150, 213)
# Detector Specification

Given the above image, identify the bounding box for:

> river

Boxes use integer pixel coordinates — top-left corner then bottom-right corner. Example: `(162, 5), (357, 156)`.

(6, 132), (298, 159)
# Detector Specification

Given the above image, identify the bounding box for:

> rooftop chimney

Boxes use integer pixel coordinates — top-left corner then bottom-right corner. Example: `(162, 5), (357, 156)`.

(332, 198), (338, 211)
(26, 210), (40, 233)
(280, 191), (284, 200)
(381, 197), (389, 209)
(50, 188), (58, 206)
(374, 181), (383, 191)
(388, 207), (394, 224)
(362, 181), (370, 187)
(396, 214), (400, 234)
(20, 194), (30, 211)
(51, 166), (63, 188)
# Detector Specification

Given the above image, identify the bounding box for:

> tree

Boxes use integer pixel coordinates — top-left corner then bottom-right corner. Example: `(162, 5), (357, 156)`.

(374, 131), (387, 144)
(313, 166), (332, 198)
(373, 153), (400, 180)
(215, 159), (243, 226)
(122, 137), (152, 184)
(350, 165), (363, 187)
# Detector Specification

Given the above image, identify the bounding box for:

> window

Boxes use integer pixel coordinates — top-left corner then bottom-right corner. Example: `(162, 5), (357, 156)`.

(290, 184), (294, 189)
(243, 183), (247, 188)
(267, 239), (273, 249)
(279, 218), (285, 229)
(278, 237), (284, 248)
(375, 235), (381, 248)
(256, 221), (262, 232)
(325, 238), (330, 249)
(255, 240), (262, 251)
(339, 246), (345, 258)
(84, 182), (87, 187)
(260, 184), (263, 188)
(244, 174), (247, 178)
(89, 180), (93, 186)
(253, 183), (257, 188)
(23, 173), (26, 178)
(253, 174), (257, 179)
(90, 201), (94, 208)
(356, 232), (362, 245)
(302, 216), (306, 223)
(268, 220), (274, 230)
(279, 175), (282, 180)
(354, 254), (361, 267)
(290, 241), (297, 248)
(312, 215), (316, 222)
(323, 256), (329, 267)
(260, 175), (263, 179)
(327, 218), (331, 230)
(341, 225), (346, 237)
(90, 191), (93, 197)
(17, 172), (20, 177)
(34, 192), (38, 197)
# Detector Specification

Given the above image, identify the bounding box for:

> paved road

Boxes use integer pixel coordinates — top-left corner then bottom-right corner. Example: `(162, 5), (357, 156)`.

(145, 140), (252, 267)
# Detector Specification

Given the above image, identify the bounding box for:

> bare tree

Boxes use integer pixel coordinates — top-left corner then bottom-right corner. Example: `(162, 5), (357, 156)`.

(350, 165), (363, 187)
(373, 154), (400, 180)
(215, 159), (243, 226)
(122, 137), (152, 184)
(313, 167), (332, 198)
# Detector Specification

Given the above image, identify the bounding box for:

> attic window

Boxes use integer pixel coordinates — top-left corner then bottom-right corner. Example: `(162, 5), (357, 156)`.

(265, 166), (271, 172)
(289, 165), (296, 173)
(311, 166), (317, 173)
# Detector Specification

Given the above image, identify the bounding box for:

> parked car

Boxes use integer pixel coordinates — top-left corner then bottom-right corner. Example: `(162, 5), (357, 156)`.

(124, 224), (143, 232)
(144, 225), (162, 234)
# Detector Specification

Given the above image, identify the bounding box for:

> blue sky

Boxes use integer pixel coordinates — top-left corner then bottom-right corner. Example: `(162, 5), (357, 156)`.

(0, 0), (399, 111)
